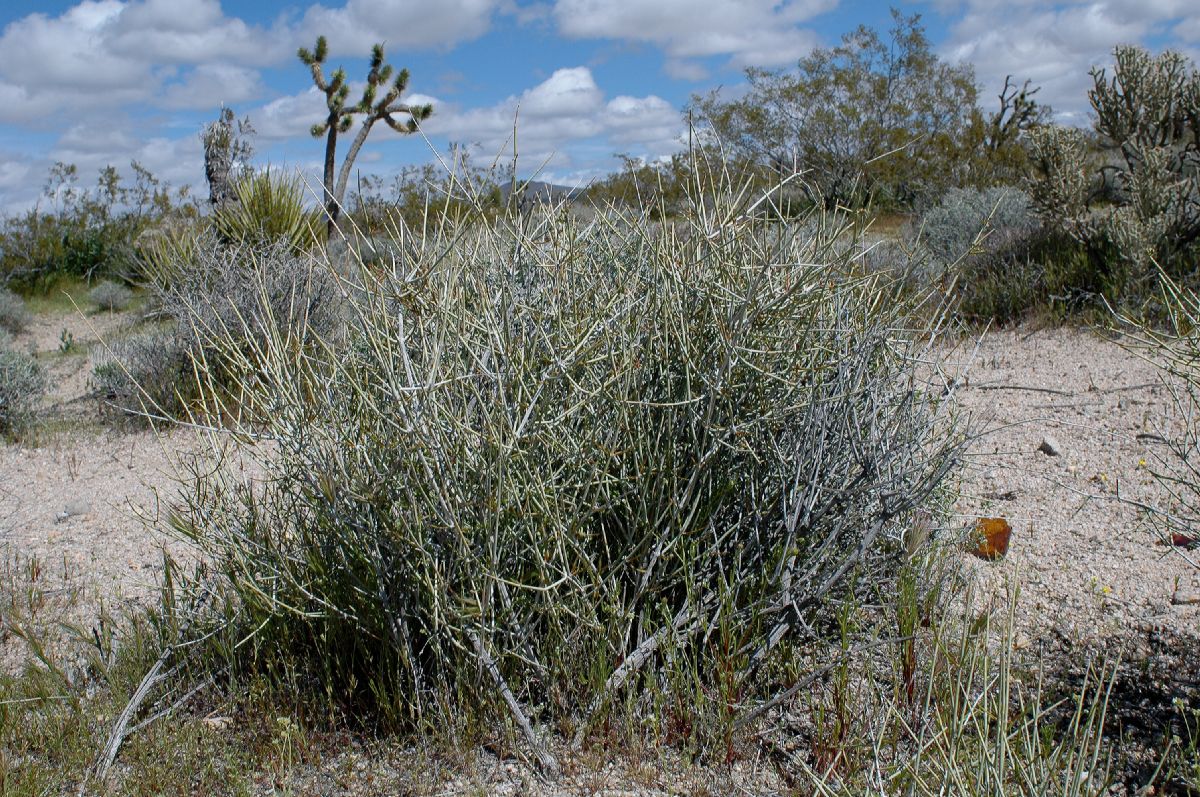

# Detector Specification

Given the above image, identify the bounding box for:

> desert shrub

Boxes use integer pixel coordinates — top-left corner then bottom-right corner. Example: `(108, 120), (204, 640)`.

(914, 186), (1062, 323)
(92, 327), (189, 421)
(919, 187), (1037, 267)
(94, 236), (343, 423)
(0, 287), (31, 333)
(162, 179), (961, 761)
(0, 345), (46, 436)
(88, 279), (133, 312)
(158, 238), (343, 381)
(0, 162), (187, 292)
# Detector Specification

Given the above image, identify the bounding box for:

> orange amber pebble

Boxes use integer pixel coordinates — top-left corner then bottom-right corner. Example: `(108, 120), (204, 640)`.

(970, 517), (1012, 560)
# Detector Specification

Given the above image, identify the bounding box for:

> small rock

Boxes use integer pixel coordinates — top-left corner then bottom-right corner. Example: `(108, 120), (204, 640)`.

(1171, 586), (1200, 606)
(55, 501), (91, 523)
(202, 716), (232, 731)
(1038, 435), (1062, 457)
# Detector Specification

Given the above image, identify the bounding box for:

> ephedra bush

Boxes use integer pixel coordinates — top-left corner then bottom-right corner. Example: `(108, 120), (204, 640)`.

(162, 173), (962, 764)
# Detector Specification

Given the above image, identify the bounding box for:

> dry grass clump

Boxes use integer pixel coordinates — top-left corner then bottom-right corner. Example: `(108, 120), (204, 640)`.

(0, 286), (32, 334)
(88, 279), (133, 312)
(159, 173), (962, 768)
(0, 343), (45, 437)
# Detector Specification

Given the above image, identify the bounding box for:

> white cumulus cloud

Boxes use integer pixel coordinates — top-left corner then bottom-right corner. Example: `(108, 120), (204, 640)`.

(939, 0), (1200, 124)
(295, 0), (502, 55)
(552, 0), (833, 73)
(417, 67), (683, 167)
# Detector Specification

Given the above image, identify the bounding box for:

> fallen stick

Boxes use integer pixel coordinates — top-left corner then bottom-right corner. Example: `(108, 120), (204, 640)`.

(469, 630), (560, 779)
(969, 383), (1073, 396)
(86, 650), (176, 794)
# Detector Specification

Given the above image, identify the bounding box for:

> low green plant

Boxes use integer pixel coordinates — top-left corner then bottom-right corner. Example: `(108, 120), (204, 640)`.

(786, 586), (1116, 795)
(89, 279), (133, 312)
(0, 286), (31, 333)
(0, 344), (46, 436)
(131, 221), (206, 290)
(1175, 697), (1200, 791)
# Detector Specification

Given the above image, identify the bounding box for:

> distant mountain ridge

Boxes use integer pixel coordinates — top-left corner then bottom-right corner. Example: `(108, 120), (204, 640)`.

(500, 179), (587, 204)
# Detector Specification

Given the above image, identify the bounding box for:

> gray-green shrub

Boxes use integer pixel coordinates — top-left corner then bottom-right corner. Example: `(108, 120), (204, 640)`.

(915, 187), (1050, 323)
(88, 279), (133, 311)
(0, 345), (45, 436)
(93, 237), (342, 423)
(164, 184), (962, 751)
(92, 327), (188, 421)
(918, 186), (1037, 268)
(0, 287), (31, 334)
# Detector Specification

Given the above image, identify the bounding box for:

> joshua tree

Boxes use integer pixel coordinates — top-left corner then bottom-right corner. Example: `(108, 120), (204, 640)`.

(298, 36), (433, 237)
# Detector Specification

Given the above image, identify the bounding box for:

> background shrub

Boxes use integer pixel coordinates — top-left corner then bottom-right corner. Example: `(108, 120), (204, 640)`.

(1029, 46), (1200, 315)
(94, 237), (342, 422)
(918, 186), (1038, 267)
(92, 327), (188, 422)
(165, 187), (961, 747)
(88, 279), (133, 312)
(0, 344), (46, 436)
(914, 187), (1051, 323)
(0, 287), (31, 334)
(0, 162), (187, 292)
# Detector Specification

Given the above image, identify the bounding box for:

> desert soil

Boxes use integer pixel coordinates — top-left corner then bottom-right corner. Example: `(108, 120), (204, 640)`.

(1, 306), (1198, 791)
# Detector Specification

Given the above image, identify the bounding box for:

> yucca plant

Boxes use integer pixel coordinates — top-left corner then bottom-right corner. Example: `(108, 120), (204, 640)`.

(161, 167), (962, 771)
(213, 168), (323, 252)
(133, 222), (207, 290)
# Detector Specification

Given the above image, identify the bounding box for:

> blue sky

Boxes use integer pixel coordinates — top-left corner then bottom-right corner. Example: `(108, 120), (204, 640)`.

(0, 0), (1196, 213)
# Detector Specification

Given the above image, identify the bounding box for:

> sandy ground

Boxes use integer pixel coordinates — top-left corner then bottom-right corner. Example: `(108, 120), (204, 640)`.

(947, 326), (1199, 647)
(0, 308), (203, 660)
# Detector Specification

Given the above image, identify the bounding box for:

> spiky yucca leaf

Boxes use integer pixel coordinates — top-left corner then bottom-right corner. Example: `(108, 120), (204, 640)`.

(214, 168), (323, 252)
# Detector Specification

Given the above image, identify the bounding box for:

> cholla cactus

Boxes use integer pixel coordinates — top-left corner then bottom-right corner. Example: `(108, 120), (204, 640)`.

(298, 37), (434, 238)
(1029, 46), (1200, 281)
(1027, 125), (1093, 242)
